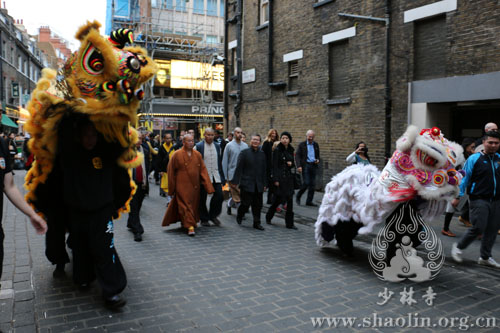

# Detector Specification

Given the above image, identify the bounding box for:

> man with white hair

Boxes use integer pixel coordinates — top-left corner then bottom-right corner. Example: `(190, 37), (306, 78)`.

(295, 130), (320, 206)
(475, 122), (498, 153)
(195, 128), (225, 226)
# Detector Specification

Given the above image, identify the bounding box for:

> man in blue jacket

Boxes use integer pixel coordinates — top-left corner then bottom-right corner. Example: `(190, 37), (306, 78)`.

(195, 128), (225, 226)
(451, 131), (500, 268)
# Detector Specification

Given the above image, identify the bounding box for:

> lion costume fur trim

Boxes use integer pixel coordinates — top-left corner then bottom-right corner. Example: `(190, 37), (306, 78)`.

(24, 21), (156, 218)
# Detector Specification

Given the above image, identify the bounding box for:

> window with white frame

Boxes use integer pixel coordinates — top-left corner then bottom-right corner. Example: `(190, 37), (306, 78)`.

(328, 40), (350, 98)
(259, 0), (269, 25)
(18, 55), (22, 71)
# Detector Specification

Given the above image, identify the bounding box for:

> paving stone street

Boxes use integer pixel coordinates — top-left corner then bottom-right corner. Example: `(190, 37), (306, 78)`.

(1, 171), (500, 332)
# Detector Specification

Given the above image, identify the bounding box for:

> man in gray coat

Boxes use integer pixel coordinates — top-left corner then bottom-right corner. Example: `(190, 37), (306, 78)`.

(222, 127), (248, 214)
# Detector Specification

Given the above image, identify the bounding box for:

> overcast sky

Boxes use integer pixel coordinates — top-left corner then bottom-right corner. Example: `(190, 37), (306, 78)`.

(5, 0), (107, 50)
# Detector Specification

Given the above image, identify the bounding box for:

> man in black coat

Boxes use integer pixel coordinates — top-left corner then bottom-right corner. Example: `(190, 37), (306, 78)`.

(232, 134), (267, 230)
(295, 130), (320, 206)
(195, 128), (225, 226)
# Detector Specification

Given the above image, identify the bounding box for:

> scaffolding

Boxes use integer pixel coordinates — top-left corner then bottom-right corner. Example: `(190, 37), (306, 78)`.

(109, 0), (225, 133)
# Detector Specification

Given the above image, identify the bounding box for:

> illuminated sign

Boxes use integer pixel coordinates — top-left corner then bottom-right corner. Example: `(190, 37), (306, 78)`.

(155, 60), (170, 87)
(171, 60), (224, 92)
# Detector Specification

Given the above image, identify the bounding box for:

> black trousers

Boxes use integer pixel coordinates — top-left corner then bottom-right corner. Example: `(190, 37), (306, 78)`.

(200, 182), (223, 222)
(127, 184), (146, 235)
(69, 207), (127, 298)
(237, 190), (263, 225)
(45, 208), (70, 266)
(297, 163), (317, 204)
(267, 194), (294, 227)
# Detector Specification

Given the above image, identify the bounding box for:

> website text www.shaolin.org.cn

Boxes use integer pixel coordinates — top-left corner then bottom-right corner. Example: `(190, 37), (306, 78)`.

(311, 313), (497, 330)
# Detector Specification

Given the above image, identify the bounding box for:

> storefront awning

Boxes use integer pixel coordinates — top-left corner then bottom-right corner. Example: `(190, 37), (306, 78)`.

(1, 115), (18, 128)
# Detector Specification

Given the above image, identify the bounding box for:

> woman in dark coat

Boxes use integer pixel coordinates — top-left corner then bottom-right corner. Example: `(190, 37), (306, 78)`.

(262, 129), (279, 204)
(265, 132), (297, 229)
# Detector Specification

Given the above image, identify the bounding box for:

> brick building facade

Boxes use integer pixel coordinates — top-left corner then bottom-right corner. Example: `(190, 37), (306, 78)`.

(225, 0), (500, 187)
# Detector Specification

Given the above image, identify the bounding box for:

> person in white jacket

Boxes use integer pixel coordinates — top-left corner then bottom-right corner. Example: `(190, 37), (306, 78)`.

(346, 142), (371, 165)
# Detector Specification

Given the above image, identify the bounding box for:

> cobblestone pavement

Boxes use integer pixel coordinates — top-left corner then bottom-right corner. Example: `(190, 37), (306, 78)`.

(1, 171), (500, 332)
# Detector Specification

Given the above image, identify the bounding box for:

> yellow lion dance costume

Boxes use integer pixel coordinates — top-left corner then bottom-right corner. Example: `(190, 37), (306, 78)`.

(24, 21), (157, 217)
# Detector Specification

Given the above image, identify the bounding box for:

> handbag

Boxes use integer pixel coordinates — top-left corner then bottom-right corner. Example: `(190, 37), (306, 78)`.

(293, 169), (302, 190)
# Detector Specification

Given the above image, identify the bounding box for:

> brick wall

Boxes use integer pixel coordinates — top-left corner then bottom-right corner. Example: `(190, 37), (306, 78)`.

(227, 0), (500, 187)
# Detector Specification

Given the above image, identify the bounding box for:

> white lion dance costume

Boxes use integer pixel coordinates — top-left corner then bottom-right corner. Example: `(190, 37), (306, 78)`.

(315, 126), (465, 261)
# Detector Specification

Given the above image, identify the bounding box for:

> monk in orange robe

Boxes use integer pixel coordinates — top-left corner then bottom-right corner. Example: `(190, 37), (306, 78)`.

(161, 134), (214, 236)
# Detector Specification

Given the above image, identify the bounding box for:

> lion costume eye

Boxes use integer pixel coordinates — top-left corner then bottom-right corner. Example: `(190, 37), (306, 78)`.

(81, 44), (104, 75)
(127, 56), (141, 73)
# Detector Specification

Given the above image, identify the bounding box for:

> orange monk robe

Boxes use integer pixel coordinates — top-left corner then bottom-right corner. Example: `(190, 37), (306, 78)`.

(161, 147), (215, 228)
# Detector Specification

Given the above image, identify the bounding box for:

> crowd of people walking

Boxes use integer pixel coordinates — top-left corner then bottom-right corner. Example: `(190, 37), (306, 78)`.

(1, 120), (499, 311)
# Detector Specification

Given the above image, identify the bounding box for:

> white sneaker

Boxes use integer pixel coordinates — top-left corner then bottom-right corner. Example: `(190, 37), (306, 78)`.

(451, 243), (463, 263)
(478, 257), (500, 268)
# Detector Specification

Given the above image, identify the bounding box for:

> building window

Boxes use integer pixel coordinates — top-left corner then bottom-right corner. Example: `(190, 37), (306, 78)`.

(220, 0), (224, 17)
(259, 0), (269, 25)
(163, 0), (173, 10)
(10, 47), (13, 63)
(2, 41), (5, 58)
(328, 40), (350, 98)
(24, 60), (27, 75)
(207, 0), (217, 16)
(175, 0), (187, 12)
(18, 55), (22, 71)
(414, 15), (446, 80)
(288, 60), (299, 91)
(193, 0), (204, 14)
(151, 0), (158, 8)
(206, 35), (218, 45)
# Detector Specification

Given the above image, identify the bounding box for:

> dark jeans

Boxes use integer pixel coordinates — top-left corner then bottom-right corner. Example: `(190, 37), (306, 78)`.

(237, 190), (263, 225)
(457, 199), (500, 260)
(127, 184), (146, 235)
(266, 195), (294, 227)
(200, 182), (223, 222)
(297, 163), (318, 204)
(69, 207), (127, 298)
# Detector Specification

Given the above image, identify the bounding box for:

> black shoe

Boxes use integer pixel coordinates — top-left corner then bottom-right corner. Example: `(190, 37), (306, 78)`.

(236, 216), (242, 225)
(227, 206), (232, 215)
(78, 283), (91, 291)
(306, 202), (318, 207)
(53, 264), (66, 279)
(104, 295), (127, 309)
(211, 217), (221, 226)
(286, 225), (298, 230)
(265, 215), (272, 224)
(200, 220), (211, 227)
(134, 233), (142, 242)
(254, 224), (265, 231)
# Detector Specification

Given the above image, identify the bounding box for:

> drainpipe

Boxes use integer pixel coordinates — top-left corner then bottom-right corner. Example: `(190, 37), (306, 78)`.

(384, 0), (392, 161)
(234, 0), (242, 126)
(267, 0), (285, 89)
(223, 0), (229, 134)
(268, 0), (273, 84)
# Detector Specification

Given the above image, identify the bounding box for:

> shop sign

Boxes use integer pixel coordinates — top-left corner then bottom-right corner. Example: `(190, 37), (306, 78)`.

(191, 105), (224, 115)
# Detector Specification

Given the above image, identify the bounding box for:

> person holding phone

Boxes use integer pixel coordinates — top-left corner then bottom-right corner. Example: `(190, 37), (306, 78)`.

(346, 142), (371, 165)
